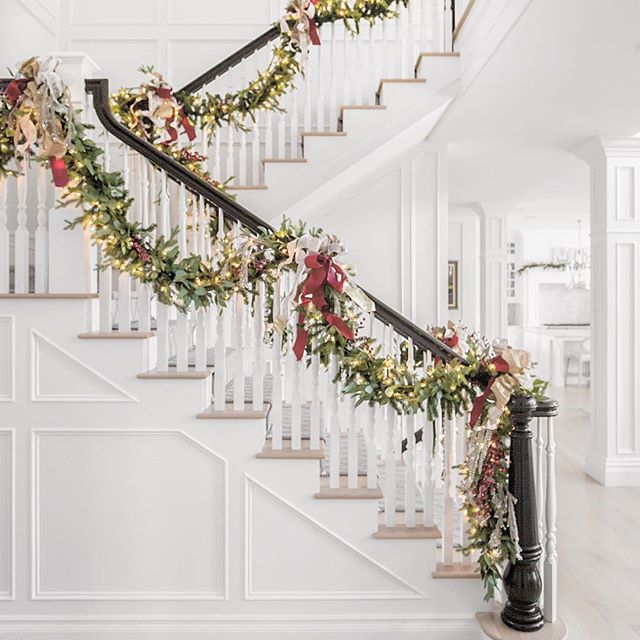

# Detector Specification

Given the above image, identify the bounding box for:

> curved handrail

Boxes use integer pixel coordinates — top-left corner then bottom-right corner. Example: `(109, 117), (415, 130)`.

(178, 26), (279, 95)
(84, 78), (462, 363)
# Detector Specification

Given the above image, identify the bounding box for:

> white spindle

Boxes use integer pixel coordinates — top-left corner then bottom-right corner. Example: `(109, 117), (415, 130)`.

(329, 353), (341, 489)
(159, 171), (170, 238)
(404, 413), (417, 527)
(291, 348), (302, 450)
(442, 409), (455, 565)
(384, 405), (397, 528)
(367, 22), (376, 105)
(443, 0), (453, 52)
(251, 116), (261, 186)
(342, 23), (351, 106)
(536, 418), (546, 557)
(34, 165), (48, 293)
(195, 307), (207, 371)
(544, 416), (558, 622)
(355, 21), (363, 105)
(233, 292), (245, 410)
(367, 404), (378, 490)
(156, 303), (170, 372)
(137, 158), (152, 333)
(14, 162), (29, 293)
(179, 184), (188, 256)
(252, 283), (265, 411)
(348, 397), (358, 489)
(239, 118), (248, 184)
(198, 196), (206, 255)
(214, 305), (226, 410)
(310, 342), (321, 450)
(328, 23), (338, 130)
(265, 110), (274, 160)
(289, 79), (299, 158)
(117, 272), (131, 331)
(316, 26), (326, 130)
(271, 279), (284, 448)
(175, 311), (190, 372)
(277, 104), (286, 158)
(0, 179), (9, 293)
(213, 126), (221, 179)
(422, 388), (435, 528)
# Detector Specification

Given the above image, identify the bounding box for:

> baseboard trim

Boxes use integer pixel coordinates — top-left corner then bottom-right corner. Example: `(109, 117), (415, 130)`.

(0, 613), (479, 633)
(585, 453), (640, 486)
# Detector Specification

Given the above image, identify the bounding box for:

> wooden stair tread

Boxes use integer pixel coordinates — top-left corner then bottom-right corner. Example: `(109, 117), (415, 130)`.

(373, 523), (441, 540)
(314, 475), (383, 500)
(417, 51), (461, 57)
(476, 612), (568, 640)
(301, 131), (347, 137)
(138, 368), (213, 380)
(263, 158), (308, 164)
(78, 331), (156, 339)
(197, 402), (270, 419)
(432, 562), (481, 579)
(257, 439), (325, 460)
(228, 184), (268, 190)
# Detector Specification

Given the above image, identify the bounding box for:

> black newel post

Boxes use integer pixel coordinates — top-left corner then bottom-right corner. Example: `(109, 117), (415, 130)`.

(501, 395), (544, 632)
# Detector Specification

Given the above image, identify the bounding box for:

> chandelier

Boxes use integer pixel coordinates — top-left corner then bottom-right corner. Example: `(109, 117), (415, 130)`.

(565, 219), (590, 290)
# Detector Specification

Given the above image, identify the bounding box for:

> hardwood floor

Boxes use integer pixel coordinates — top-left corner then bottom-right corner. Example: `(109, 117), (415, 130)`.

(552, 386), (640, 639)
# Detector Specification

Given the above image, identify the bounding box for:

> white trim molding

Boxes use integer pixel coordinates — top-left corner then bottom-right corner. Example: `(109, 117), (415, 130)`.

(244, 475), (425, 600)
(0, 316), (15, 402)
(0, 429), (15, 601)
(31, 429), (229, 600)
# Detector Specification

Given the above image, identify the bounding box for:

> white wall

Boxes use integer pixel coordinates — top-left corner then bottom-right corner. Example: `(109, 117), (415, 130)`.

(0, 0), (282, 88)
(296, 142), (449, 329)
(448, 207), (480, 329)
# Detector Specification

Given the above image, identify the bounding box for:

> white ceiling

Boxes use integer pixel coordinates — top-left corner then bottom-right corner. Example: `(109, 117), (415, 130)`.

(432, 0), (640, 221)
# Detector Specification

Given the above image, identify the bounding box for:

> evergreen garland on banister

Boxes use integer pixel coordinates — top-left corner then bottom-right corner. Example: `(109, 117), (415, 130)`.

(0, 50), (549, 602)
(517, 261), (566, 275)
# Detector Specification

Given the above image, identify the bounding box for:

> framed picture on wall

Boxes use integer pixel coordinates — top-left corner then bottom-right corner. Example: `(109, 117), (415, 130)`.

(448, 261), (459, 310)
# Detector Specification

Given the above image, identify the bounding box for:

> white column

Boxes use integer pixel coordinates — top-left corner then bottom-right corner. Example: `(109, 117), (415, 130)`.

(477, 204), (509, 341)
(575, 136), (640, 486)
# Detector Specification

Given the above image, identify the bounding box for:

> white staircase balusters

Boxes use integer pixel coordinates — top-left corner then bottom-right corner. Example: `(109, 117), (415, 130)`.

(328, 23), (338, 129)
(310, 341), (321, 451)
(271, 279), (284, 448)
(441, 409), (455, 566)
(156, 303), (170, 372)
(355, 21), (363, 105)
(544, 415), (558, 622)
(442, 0), (453, 52)
(291, 343), (303, 450)
(347, 397), (358, 489)
(366, 404), (378, 490)
(252, 282), (265, 411)
(265, 109), (274, 162)
(14, 161), (29, 294)
(251, 114), (261, 186)
(289, 78), (300, 159)
(328, 353), (341, 489)
(0, 178), (9, 293)
(233, 290), (245, 410)
(421, 375), (435, 529)
(384, 405), (397, 528)
(316, 25), (326, 130)
(404, 412), (417, 528)
(195, 307), (208, 371)
(34, 164), (48, 293)
(137, 157), (152, 333)
(277, 94), (287, 159)
(178, 182), (188, 256)
(535, 417), (546, 566)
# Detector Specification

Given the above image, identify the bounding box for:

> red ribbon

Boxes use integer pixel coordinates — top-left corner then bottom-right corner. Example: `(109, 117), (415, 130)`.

(49, 156), (69, 188)
(155, 87), (196, 145)
(4, 79), (69, 188)
(469, 355), (510, 427)
(292, 253), (354, 360)
(309, 0), (321, 45)
(5, 79), (28, 105)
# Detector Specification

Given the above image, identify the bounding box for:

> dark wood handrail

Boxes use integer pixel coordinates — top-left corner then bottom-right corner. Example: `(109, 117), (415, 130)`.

(0, 74), (462, 362)
(87, 78), (461, 362)
(178, 26), (280, 95)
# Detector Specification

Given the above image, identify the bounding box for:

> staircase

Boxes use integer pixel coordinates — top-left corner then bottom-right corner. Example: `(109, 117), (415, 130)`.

(0, 3), (564, 639)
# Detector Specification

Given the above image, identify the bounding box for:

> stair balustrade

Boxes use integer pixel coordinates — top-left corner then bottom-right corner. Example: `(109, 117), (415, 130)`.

(0, 1), (561, 628)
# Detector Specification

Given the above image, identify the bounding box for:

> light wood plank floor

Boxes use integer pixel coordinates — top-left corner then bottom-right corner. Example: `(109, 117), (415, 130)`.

(553, 386), (640, 639)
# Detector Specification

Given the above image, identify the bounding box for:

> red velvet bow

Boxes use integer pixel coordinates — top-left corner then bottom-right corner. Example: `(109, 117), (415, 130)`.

(309, 0), (321, 45)
(4, 79), (69, 188)
(469, 355), (510, 427)
(155, 87), (196, 145)
(292, 253), (354, 360)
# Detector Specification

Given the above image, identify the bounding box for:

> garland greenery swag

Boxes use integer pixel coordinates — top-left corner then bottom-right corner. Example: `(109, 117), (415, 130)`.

(1, 54), (548, 602)
(517, 261), (565, 275)
(108, 0), (410, 188)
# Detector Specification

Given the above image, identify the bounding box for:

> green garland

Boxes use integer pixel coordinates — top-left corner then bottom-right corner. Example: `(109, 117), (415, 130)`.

(0, 54), (549, 603)
(517, 261), (565, 275)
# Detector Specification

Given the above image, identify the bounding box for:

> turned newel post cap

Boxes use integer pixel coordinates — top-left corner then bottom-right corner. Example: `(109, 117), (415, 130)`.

(533, 396), (560, 417)
(508, 394), (537, 418)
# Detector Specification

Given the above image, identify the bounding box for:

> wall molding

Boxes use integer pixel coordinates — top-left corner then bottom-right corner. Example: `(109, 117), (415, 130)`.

(31, 429), (229, 600)
(244, 475), (425, 600)
(0, 613), (479, 635)
(18, 0), (57, 35)
(0, 317), (15, 403)
(0, 430), (15, 601)
(30, 329), (138, 403)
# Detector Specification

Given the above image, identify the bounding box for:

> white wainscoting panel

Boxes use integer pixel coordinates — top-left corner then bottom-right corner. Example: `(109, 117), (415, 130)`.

(0, 430), (15, 600)
(30, 330), (137, 403)
(0, 317), (15, 403)
(167, 0), (272, 25)
(244, 476), (423, 600)
(68, 0), (159, 25)
(32, 430), (228, 599)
